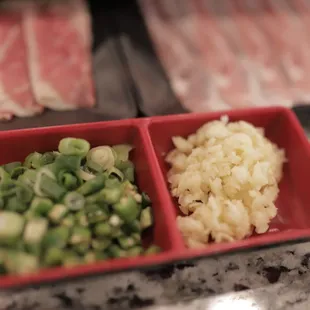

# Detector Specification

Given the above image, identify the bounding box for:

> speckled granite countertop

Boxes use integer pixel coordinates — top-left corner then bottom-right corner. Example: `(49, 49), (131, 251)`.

(1, 240), (310, 310)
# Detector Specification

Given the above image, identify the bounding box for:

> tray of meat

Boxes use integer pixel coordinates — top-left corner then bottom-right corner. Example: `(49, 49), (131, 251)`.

(0, 106), (310, 289)
(139, 0), (310, 112)
(0, 0), (94, 121)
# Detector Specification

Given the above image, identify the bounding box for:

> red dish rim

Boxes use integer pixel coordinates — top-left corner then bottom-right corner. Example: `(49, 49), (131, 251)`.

(1, 230), (310, 289)
(0, 106), (309, 289)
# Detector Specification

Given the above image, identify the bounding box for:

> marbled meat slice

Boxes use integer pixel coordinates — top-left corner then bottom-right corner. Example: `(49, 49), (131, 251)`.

(23, 0), (94, 111)
(0, 13), (42, 120)
(139, 0), (214, 112)
(264, 0), (310, 102)
(193, 0), (251, 109)
(233, 0), (291, 106)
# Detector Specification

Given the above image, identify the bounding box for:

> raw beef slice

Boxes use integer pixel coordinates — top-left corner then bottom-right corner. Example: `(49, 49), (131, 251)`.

(23, 0), (95, 111)
(0, 13), (42, 120)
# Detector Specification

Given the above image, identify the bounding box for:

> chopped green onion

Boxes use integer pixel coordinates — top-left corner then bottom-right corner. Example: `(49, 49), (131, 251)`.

(115, 160), (135, 180)
(114, 159), (133, 170)
(111, 227), (123, 238)
(91, 238), (111, 251)
(109, 214), (123, 227)
(93, 222), (112, 238)
(6, 196), (27, 213)
(14, 181), (34, 204)
(100, 187), (122, 205)
(63, 251), (83, 267)
(39, 152), (56, 166)
(4, 251), (39, 275)
(123, 167), (134, 182)
(23, 218), (48, 252)
(84, 191), (101, 205)
(33, 167), (56, 197)
(43, 247), (63, 266)
(58, 170), (81, 190)
(124, 219), (141, 233)
(70, 226), (91, 245)
(86, 146), (115, 172)
(84, 251), (99, 264)
(77, 168), (96, 181)
(108, 244), (126, 258)
(48, 204), (68, 224)
(0, 139), (154, 275)
(0, 212), (25, 246)
(58, 137), (90, 157)
(144, 245), (161, 255)
(76, 174), (106, 196)
(141, 192), (152, 208)
(0, 167), (11, 184)
(73, 243), (90, 255)
(127, 246), (143, 257)
(75, 210), (88, 227)
(63, 191), (85, 211)
(42, 226), (70, 249)
(85, 204), (108, 224)
(112, 144), (133, 162)
(0, 183), (16, 199)
(94, 251), (109, 261)
(38, 174), (67, 201)
(61, 214), (75, 227)
(107, 167), (124, 181)
(104, 177), (122, 189)
(3, 162), (22, 175)
(112, 196), (140, 223)
(10, 166), (27, 179)
(18, 169), (37, 187)
(29, 197), (54, 216)
(24, 152), (42, 169)
(131, 233), (141, 243)
(140, 207), (153, 230)
(118, 236), (136, 250)
(54, 155), (82, 173)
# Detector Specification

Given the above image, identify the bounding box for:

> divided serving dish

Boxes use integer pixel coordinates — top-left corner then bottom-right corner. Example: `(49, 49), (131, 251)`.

(1, 106), (310, 289)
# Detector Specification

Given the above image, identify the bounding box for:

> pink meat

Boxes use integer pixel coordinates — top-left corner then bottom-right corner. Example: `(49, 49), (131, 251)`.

(208, 0), (270, 107)
(244, 0), (310, 102)
(23, 0), (94, 110)
(293, 0), (310, 33)
(294, 0), (310, 11)
(292, 0), (310, 100)
(232, 0), (291, 106)
(192, 0), (251, 109)
(293, 0), (310, 37)
(153, 0), (201, 63)
(0, 13), (42, 120)
(139, 0), (217, 112)
(264, 0), (310, 102)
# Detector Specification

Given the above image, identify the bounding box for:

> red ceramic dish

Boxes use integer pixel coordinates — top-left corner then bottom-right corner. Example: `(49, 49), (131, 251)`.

(1, 106), (310, 289)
